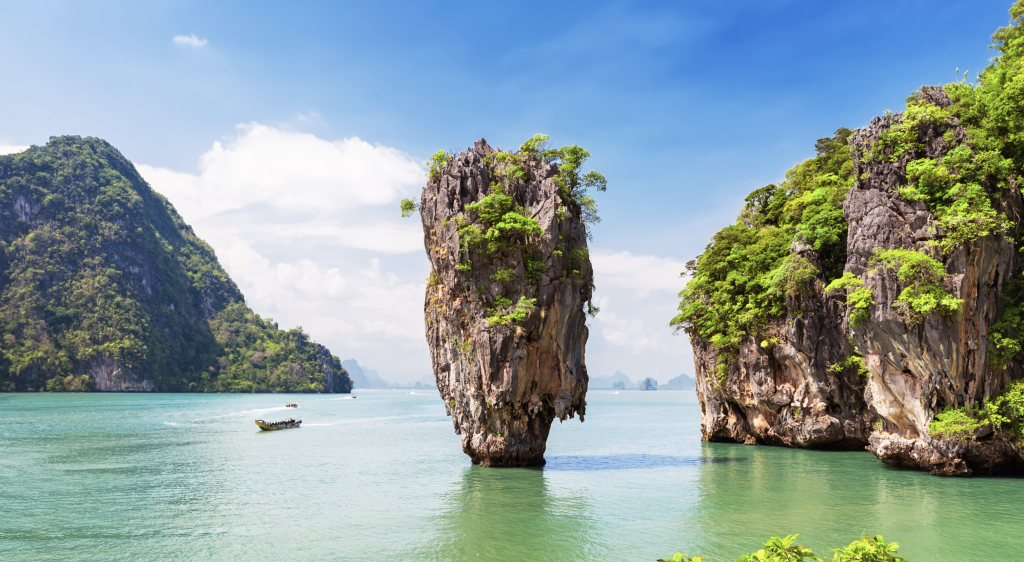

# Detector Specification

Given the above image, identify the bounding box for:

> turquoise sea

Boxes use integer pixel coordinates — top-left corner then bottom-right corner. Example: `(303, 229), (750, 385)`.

(1, 390), (1021, 561)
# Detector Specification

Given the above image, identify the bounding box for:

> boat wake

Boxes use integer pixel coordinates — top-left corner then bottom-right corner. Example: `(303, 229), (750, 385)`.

(194, 406), (290, 422)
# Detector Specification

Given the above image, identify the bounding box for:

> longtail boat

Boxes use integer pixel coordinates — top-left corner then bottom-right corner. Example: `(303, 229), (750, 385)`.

(255, 418), (301, 431)
(285, 402), (298, 408)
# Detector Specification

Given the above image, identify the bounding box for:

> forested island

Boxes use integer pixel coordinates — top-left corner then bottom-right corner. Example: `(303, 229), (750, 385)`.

(672, 2), (1024, 476)
(0, 136), (351, 393)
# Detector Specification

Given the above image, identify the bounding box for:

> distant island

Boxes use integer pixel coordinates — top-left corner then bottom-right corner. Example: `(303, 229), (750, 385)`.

(589, 371), (695, 390)
(0, 137), (351, 393)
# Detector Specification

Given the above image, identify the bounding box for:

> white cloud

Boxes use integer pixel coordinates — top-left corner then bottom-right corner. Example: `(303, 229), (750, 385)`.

(590, 296), (661, 353)
(0, 144), (29, 155)
(173, 34), (208, 48)
(591, 250), (689, 295)
(137, 124), (430, 381)
(137, 123), (423, 221)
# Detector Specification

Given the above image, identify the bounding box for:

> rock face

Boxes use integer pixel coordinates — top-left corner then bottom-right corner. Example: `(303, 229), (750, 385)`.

(691, 88), (1024, 474)
(691, 285), (872, 449)
(85, 356), (158, 392)
(847, 90), (1023, 475)
(418, 139), (593, 467)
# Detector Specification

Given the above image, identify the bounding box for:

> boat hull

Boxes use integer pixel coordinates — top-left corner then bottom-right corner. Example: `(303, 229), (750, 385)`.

(255, 419), (301, 431)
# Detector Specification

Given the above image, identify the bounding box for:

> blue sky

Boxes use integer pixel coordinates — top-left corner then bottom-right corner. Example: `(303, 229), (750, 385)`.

(0, 0), (1014, 383)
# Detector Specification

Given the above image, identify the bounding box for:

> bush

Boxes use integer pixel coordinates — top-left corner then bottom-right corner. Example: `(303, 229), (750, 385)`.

(659, 534), (908, 562)
(871, 249), (962, 324)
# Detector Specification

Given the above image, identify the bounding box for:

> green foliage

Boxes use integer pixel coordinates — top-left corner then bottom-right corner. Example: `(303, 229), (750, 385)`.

(735, 534), (817, 562)
(870, 249), (962, 324)
(427, 150), (451, 180)
(400, 198), (418, 218)
(830, 535), (907, 562)
(991, 272), (1024, 365)
(767, 255), (819, 298)
(460, 194), (543, 254)
(928, 405), (987, 441)
(828, 352), (869, 387)
(929, 379), (1024, 443)
(524, 253), (546, 282)
(660, 534), (908, 562)
(204, 304), (352, 393)
(657, 554), (706, 562)
(490, 269), (514, 284)
(0, 136), (351, 393)
(44, 374), (94, 392)
(486, 296), (536, 326)
(541, 143), (607, 230)
(825, 272), (875, 326)
(672, 129), (854, 382)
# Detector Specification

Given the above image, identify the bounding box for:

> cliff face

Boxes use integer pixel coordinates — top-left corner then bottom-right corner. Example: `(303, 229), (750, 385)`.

(846, 92), (1023, 475)
(689, 88), (1024, 475)
(418, 139), (593, 467)
(692, 300), (872, 450)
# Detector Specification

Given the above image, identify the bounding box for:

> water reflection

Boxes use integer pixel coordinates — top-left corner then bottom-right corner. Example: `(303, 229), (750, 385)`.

(687, 441), (1023, 561)
(545, 454), (743, 471)
(418, 465), (600, 562)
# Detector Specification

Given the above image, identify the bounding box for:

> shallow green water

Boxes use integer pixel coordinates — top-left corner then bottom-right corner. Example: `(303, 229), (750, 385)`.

(1, 390), (1021, 561)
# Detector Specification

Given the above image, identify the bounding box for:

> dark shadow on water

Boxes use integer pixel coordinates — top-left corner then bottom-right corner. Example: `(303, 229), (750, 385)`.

(543, 454), (743, 471)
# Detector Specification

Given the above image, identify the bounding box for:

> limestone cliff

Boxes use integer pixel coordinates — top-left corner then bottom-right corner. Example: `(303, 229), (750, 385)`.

(687, 87), (1024, 475)
(417, 138), (597, 467)
(847, 91), (1023, 476)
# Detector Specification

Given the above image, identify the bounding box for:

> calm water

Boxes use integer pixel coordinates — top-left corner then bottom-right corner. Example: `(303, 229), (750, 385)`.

(1, 390), (1021, 561)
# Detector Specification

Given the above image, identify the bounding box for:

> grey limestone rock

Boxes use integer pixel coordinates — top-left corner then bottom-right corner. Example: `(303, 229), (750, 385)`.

(691, 87), (1024, 473)
(418, 139), (593, 467)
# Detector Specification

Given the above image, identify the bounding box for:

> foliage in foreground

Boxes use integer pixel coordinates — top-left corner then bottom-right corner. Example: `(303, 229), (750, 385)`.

(658, 534), (908, 562)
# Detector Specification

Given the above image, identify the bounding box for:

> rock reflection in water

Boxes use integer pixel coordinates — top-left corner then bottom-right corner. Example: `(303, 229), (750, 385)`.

(418, 465), (600, 562)
(544, 454), (742, 471)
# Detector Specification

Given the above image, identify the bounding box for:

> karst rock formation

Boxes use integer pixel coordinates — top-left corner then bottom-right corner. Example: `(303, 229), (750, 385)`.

(690, 88), (1024, 475)
(416, 138), (596, 467)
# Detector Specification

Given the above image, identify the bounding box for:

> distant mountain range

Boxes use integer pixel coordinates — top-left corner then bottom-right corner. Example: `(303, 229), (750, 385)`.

(588, 371), (695, 390)
(342, 359), (436, 389)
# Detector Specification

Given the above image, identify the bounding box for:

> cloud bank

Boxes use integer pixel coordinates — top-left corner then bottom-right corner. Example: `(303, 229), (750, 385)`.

(139, 124), (430, 380)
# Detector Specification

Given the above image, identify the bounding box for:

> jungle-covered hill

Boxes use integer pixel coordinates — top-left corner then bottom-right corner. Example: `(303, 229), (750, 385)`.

(0, 136), (351, 393)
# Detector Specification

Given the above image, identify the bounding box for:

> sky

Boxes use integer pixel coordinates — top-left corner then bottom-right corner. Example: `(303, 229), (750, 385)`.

(0, 0), (1014, 384)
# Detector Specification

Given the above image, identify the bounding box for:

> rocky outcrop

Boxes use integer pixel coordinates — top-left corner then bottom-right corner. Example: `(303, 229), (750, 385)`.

(692, 287), (872, 450)
(418, 139), (593, 467)
(846, 90), (1023, 475)
(83, 356), (157, 392)
(690, 88), (1024, 474)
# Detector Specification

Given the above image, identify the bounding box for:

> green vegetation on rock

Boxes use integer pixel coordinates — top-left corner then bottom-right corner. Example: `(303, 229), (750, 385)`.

(928, 379), (1024, 443)
(870, 249), (963, 324)
(670, 128), (854, 381)
(0, 136), (351, 393)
